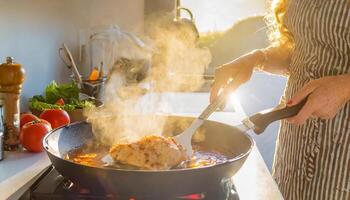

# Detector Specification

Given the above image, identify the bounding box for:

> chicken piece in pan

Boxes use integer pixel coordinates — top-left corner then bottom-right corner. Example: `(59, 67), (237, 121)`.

(109, 135), (187, 170)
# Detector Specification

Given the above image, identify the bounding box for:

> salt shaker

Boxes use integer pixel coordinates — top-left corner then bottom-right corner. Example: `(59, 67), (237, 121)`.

(0, 57), (25, 151)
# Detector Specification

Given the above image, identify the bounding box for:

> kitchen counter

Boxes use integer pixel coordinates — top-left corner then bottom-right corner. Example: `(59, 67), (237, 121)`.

(0, 151), (50, 200)
(0, 93), (283, 200)
(234, 144), (283, 200)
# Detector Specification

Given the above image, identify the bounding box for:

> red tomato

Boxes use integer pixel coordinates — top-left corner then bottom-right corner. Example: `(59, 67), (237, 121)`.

(20, 113), (39, 129)
(40, 119), (52, 128)
(20, 119), (52, 152)
(56, 98), (65, 106)
(39, 109), (70, 129)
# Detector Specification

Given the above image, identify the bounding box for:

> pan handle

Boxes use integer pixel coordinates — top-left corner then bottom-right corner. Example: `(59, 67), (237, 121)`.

(249, 96), (309, 134)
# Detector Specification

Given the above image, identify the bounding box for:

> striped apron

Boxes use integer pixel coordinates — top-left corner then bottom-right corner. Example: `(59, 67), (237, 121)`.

(272, 0), (350, 199)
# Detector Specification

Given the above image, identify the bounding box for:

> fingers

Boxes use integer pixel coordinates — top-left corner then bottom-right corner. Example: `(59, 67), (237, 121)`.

(287, 95), (318, 125)
(313, 109), (337, 120)
(226, 75), (247, 93)
(210, 81), (222, 103)
(288, 80), (318, 106)
(288, 103), (337, 125)
(210, 55), (255, 102)
(210, 66), (237, 102)
(210, 73), (247, 103)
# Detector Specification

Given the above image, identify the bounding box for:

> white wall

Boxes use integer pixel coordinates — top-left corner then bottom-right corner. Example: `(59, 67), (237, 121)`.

(0, 0), (144, 110)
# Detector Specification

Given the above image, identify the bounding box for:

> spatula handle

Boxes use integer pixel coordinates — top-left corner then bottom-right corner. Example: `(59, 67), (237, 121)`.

(199, 80), (238, 120)
(198, 97), (224, 120)
(249, 96), (309, 134)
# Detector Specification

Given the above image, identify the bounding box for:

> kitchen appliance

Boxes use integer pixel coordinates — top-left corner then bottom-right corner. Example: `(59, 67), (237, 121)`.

(19, 165), (239, 200)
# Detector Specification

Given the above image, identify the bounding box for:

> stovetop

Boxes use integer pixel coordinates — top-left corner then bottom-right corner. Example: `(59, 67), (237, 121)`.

(20, 166), (239, 200)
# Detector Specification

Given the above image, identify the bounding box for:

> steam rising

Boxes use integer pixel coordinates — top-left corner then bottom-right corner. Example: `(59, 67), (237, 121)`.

(85, 14), (211, 145)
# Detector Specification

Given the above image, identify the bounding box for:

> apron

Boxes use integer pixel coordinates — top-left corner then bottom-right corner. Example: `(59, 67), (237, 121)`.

(272, 0), (350, 199)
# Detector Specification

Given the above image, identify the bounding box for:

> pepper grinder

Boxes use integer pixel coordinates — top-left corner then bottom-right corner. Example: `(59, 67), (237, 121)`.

(0, 57), (25, 151)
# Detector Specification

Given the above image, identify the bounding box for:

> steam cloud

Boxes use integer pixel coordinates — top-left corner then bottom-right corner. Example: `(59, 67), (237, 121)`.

(85, 14), (211, 145)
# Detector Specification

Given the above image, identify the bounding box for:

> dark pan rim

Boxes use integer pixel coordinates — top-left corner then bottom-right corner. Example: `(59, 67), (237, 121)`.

(43, 119), (254, 173)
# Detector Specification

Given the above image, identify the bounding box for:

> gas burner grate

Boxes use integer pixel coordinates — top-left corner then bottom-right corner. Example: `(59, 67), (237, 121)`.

(20, 166), (239, 200)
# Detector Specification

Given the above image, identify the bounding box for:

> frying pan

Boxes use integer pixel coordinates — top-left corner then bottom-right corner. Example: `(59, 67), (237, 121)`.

(43, 98), (306, 197)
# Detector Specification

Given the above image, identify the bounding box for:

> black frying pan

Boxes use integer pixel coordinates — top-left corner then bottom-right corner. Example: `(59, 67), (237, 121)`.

(43, 98), (306, 197)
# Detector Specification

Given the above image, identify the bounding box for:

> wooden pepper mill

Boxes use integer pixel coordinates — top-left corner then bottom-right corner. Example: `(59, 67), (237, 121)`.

(0, 57), (25, 151)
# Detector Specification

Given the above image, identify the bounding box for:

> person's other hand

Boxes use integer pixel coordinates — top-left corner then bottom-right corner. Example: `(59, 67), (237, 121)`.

(210, 50), (264, 102)
(287, 75), (350, 125)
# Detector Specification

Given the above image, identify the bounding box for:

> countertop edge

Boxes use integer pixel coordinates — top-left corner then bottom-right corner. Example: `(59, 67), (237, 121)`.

(0, 152), (51, 200)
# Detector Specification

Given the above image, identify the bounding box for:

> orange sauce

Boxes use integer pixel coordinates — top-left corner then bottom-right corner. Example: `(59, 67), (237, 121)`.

(65, 145), (228, 169)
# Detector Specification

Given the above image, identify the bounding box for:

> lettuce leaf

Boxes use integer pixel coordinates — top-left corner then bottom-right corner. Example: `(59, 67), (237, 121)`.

(29, 81), (94, 112)
(45, 81), (80, 104)
(29, 98), (76, 111)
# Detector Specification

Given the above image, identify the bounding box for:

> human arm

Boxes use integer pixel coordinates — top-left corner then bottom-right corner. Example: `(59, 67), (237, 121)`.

(210, 45), (292, 102)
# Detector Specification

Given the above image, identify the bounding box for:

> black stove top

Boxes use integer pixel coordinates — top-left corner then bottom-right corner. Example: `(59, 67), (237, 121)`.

(20, 166), (239, 200)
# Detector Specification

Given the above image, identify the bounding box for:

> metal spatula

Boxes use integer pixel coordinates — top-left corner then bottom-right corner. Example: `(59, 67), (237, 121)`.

(173, 88), (229, 157)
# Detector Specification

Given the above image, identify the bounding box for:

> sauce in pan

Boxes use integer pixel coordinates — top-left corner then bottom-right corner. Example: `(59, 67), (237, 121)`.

(176, 150), (228, 169)
(64, 144), (229, 170)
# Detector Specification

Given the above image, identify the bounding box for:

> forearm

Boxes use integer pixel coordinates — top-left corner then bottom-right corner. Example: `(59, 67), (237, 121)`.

(250, 45), (293, 76)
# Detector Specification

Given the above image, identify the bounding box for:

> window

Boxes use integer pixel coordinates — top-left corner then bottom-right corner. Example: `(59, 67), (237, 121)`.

(181, 0), (267, 33)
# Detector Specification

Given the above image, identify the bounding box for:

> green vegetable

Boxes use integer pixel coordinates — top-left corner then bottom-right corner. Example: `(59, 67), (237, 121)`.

(30, 98), (77, 111)
(29, 81), (94, 112)
(44, 81), (80, 104)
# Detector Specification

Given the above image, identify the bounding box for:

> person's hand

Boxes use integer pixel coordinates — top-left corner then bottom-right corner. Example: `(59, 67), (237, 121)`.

(210, 50), (264, 102)
(287, 75), (350, 125)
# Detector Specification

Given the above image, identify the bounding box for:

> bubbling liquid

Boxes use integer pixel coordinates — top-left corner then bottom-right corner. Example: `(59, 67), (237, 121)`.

(64, 144), (228, 170)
